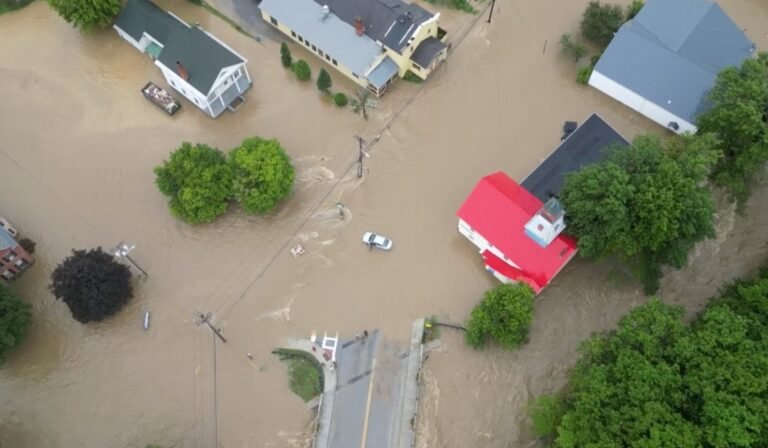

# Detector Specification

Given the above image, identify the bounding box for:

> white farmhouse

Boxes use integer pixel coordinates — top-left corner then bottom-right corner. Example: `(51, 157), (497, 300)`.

(589, 0), (755, 134)
(114, 0), (251, 118)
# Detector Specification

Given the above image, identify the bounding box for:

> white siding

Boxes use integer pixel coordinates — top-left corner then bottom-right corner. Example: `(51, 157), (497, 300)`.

(156, 64), (211, 113)
(589, 70), (697, 134)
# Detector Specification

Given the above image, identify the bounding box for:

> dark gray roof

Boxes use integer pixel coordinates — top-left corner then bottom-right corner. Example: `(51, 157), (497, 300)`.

(157, 26), (244, 94)
(521, 114), (629, 202)
(411, 36), (445, 68)
(115, 0), (245, 94)
(593, 0), (754, 124)
(316, 0), (434, 53)
(260, 0), (382, 76)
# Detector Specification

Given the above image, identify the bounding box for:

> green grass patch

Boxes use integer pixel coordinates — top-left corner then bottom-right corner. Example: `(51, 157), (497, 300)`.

(273, 349), (323, 402)
(425, 0), (477, 14)
(423, 316), (441, 343)
(0, 0), (34, 14)
(403, 71), (424, 84)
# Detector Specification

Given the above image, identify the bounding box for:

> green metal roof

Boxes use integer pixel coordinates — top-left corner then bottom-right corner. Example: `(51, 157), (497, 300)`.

(115, 0), (245, 95)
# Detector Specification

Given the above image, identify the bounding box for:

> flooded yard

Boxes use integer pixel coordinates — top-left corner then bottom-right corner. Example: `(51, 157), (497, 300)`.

(0, 0), (767, 447)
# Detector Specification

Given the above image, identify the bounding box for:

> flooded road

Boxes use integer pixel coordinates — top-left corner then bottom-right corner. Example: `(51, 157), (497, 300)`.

(1, 0), (767, 447)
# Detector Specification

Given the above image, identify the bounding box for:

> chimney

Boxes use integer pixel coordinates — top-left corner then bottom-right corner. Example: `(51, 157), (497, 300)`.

(354, 16), (364, 36)
(175, 61), (189, 81)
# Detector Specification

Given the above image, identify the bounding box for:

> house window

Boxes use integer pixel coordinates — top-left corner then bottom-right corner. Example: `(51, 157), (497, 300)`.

(332, 59), (338, 66)
(352, 73), (359, 78)
(311, 44), (317, 52)
(325, 54), (331, 62)
(194, 98), (199, 105)
(270, 16), (278, 26)
(298, 36), (304, 43)
(1, 270), (13, 280)
(170, 79), (176, 87)
(318, 49), (324, 58)
(291, 31), (296, 38)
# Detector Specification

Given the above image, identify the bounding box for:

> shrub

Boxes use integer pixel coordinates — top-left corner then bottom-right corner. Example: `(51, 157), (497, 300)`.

(464, 283), (535, 349)
(316, 68), (332, 92)
(292, 60), (311, 81)
(559, 34), (588, 62)
(0, 284), (32, 364)
(49, 248), (133, 323)
(280, 42), (292, 68)
(576, 66), (592, 84)
(333, 92), (348, 107)
(18, 238), (36, 255)
(580, 1), (624, 47)
(154, 143), (234, 224)
(229, 137), (295, 214)
(528, 394), (566, 439)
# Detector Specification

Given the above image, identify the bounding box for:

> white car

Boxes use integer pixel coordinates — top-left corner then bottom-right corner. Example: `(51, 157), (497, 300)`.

(362, 232), (393, 251)
(0, 217), (17, 238)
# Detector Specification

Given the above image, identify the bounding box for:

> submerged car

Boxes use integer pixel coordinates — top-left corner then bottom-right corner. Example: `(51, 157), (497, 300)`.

(362, 232), (393, 251)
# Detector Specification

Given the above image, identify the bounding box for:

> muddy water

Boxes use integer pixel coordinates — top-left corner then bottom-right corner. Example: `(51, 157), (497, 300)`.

(1, 0), (767, 447)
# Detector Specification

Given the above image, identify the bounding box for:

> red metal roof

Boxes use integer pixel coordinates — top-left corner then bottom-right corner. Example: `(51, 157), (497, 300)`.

(457, 172), (577, 291)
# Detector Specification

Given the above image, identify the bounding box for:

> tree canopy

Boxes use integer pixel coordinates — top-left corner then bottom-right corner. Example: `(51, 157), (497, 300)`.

(316, 68), (332, 92)
(229, 137), (295, 214)
(530, 269), (768, 447)
(697, 53), (768, 206)
(155, 143), (234, 224)
(580, 1), (625, 47)
(47, 0), (121, 31)
(561, 133), (718, 293)
(465, 283), (534, 350)
(0, 284), (32, 364)
(49, 248), (134, 323)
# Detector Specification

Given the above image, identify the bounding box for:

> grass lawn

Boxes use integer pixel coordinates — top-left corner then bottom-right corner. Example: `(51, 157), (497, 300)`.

(273, 349), (323, 402)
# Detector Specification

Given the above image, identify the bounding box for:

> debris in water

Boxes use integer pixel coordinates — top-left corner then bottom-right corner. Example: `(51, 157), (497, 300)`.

(291, 243), (306, 257)
(143, 311), (150, 331)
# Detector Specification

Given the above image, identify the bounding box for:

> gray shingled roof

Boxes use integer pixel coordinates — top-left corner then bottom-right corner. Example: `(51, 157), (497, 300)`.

(521, 114), (629, 202)
(315, 0), (434, 53)
(411, 36), (445, 68)
(593, 0), (754, 124)
(260, 0), (383, 76)
(115, 0), (244, 95)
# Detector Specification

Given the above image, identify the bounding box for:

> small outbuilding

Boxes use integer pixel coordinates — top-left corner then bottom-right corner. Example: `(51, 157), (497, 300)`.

(589, 0), (754, 134)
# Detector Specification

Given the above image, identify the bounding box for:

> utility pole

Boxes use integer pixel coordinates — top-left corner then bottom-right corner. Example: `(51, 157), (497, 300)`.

(487, 0), (497, 23)
(354, 135), (370, 178)
(112, 241), (148, 279)
(197, 312), (228, 343)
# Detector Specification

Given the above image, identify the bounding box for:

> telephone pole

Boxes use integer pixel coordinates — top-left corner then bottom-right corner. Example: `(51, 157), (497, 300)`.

(354, 135), (370, 178)
(487, 0), (497, 23)
(196, 312), (228, 343)
(112, 241), (148, 279)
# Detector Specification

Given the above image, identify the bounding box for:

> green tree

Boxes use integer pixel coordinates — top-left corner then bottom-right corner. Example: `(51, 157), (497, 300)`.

(559, 34), (588, 62)
(47, 0), (121, 31)
(154, 143), (234, 224)
(580, 1), (624, 47)
(0, 284), (32, 364)
(626, 0), (644, 19)
(292, 60), (311, 81)
(349, 89), (371, 120)
(541, 269), (768, 448)
(464, 283), (534, 349)
(316, 68), (332, 92)
(561, 133), (719, 293)
(280, 42), (292, 68)
(229, 137), (295, 214)
(49, 248), (133, 324)
(697, 53), (768, 206)
(528, 394), (566, 440)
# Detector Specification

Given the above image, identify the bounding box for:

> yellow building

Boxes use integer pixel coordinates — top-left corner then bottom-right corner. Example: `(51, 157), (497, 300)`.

(260, 0), (448, 96)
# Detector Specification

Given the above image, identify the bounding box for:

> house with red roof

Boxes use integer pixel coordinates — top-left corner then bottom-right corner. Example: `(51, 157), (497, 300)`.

(457, 173), (577, 293)
(456, 114), (629, 293)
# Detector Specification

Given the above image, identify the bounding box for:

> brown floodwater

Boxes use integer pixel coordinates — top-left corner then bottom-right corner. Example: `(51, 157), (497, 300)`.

(1, 0), (767, 447)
